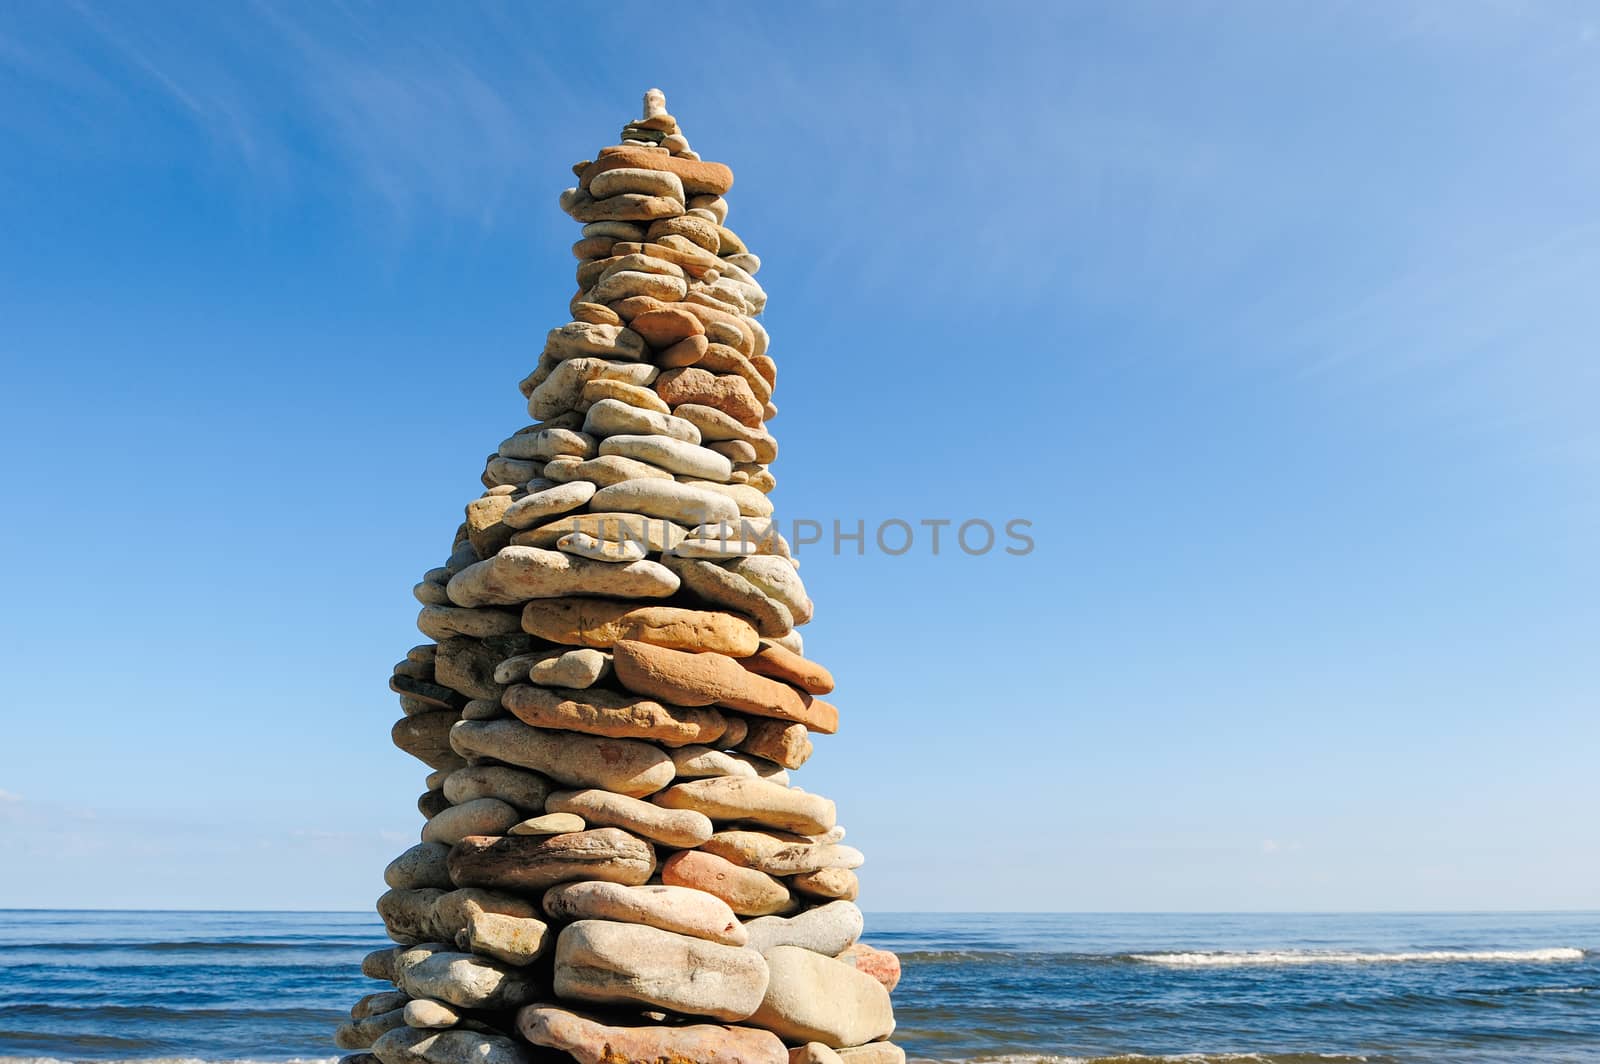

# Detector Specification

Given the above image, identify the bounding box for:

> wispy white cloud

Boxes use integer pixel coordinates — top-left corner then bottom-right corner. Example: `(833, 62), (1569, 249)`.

(1266, 218), (1600, 473)
(3, 4), (585, 227)
(65, 0), (204, 116)
(251, 5), (563, 225)
(4, 0), (1596, 477)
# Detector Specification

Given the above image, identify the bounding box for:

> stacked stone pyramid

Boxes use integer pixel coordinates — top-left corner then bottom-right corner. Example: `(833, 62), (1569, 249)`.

(334, 90), (902, 1064)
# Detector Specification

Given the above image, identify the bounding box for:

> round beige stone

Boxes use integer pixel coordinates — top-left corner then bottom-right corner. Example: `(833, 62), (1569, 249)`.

(589, 480), (740, 525)
(590, 270), (687, 304)
(547, 788), (713, 847)
(461, 910), (552, 966)
(446, 547), (679, 608)
(517, 512), (687, 552)
(580, 377), (670, 414)
(590, 167), (685, 202)
(654, 777), (836, 835)
(441, 764), (552, 814)
(502, 482), (597, 530)
(498, 427), (597, 461)
(450, 718), (674, 797)
(449, 828), (656, 894)
(542, 881), (746, 946)
(553, 920), (769, 1021)
(527, 647), (611, 688)
(583, 398), (702, 444)
(509, 812), (586, 836)
(600, 435), (731, 482)
(746, 946), (893, 1048)
(421, 798), (521, 846)
(556, 531), (647, 564)
(403, 998), (459, 1029)
(543, 454), (674, 487)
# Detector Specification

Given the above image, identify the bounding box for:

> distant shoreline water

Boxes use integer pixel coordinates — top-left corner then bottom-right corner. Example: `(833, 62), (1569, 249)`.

(1, 910), (1596, 1063)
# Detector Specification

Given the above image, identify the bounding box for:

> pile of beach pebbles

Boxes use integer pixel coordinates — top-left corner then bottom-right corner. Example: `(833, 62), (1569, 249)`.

(334, 90), (901, 1064)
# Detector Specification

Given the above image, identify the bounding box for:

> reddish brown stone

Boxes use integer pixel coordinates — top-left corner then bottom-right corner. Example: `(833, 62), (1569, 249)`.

(658, 334), (708, 368)
(671, 301), (757, 357)
(581, 147), (735, 196)
(790, 867), (859, 902)
(660, 850), (793, 916)
(740, 643), (834, 695)
(503, 683), (729, 747)
(613, 295), (754, 357)
(629, 307), (704, 348)
(608, 294), (672, 321)
(836, 942), (902, 992)
(737, 718), (814, 770)
(750, 353), (778, 388)
(521, 598), (759, 655)
(655, 367), (764, 428)
(697, 343), (772, 405)
(612, 640), (837, 733)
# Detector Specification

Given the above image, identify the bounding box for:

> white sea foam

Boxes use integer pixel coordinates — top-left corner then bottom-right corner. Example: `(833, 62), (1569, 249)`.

(1129, 947), (1584, 967)
(926, 1054), (1373, 1063)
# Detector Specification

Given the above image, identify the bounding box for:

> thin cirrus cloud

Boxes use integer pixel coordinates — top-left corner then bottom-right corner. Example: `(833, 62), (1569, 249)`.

(1254, 218), (1600, 473)
(0, 2), (1596, 912)
(7, 3), (577, 225)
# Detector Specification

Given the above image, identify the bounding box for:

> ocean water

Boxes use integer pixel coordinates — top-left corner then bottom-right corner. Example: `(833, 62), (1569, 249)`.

(0, 910), (1596, 1063)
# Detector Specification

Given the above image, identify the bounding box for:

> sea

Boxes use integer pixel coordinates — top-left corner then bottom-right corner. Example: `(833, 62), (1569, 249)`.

(0, 910), (1596, 1064)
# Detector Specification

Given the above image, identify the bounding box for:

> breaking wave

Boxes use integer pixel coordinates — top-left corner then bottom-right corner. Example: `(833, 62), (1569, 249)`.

(915, 1049), (1376, 1056)
(900, 946), (1589, 968)
(1128, 947), (1586, 967)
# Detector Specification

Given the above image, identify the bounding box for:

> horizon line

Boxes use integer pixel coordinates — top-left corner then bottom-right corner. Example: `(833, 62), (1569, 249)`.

(4, 907), (1597, 916)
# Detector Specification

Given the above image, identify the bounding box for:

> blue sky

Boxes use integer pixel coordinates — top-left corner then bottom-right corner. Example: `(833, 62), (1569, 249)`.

(1, 2), (1596, 912)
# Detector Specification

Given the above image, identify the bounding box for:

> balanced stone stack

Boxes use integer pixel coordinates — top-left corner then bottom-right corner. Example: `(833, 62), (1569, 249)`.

(334, 90), (901, 1064)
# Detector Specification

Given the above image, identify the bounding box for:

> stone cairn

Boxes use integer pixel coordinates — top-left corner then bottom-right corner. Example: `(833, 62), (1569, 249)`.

(334, 90), (902, 1064)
